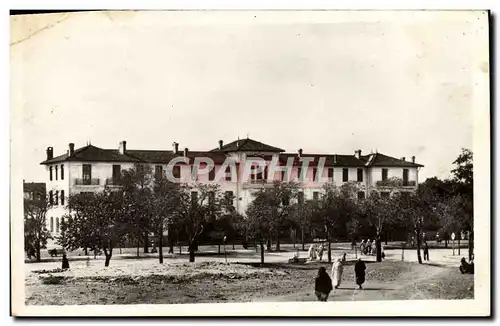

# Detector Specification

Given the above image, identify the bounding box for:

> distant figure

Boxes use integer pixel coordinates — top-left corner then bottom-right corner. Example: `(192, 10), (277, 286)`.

(360, 240), (366, 255)
(460, 257), (474, 274)
(366, 239), (372, 255)
(331, 258), (344, 289)
(371, 241), (377, 256)
(315, 267), (333, 301)
(423, 242), (429, 261)
(62, 253), (69, 270)
(351, 238), (357, 250)
(317, 244), (324, 261)
(86, 256), (90, 267)
(342, 252), (347, 263)
(354, 258), (366, 289)
(436, 232), (441, 243)
(381, 245), (386, 260)
(308, 244), (317, 261)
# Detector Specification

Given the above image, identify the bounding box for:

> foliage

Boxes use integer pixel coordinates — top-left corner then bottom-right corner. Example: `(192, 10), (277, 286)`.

(24, 192), (52, 261)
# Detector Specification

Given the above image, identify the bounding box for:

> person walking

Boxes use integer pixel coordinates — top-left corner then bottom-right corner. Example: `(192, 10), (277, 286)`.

(354, 258), (366, 289)
(360, 240), (366, 256)
(423, 242), (429, 261)
(62, 253), (70, 270)
(308, 244), (317, 261)
(331, 258), (344, 289)
(315, 267), (333, 301)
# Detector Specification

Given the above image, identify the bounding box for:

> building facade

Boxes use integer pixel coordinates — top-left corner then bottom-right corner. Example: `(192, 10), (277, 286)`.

(40, 138), (424, 242)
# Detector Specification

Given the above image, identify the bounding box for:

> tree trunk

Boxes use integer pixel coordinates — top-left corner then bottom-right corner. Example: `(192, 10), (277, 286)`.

(168, 227), (174, 254)
(143, 233), (149, 253)
(276, 233), (281, 252)
(84, 247), (88, 256)
(416, 229), (422, 264)
(301, 227), (305, 251)
(218, 244), (221, 255)
(327, 224), (331, 263)
(468, 231), (474, 261)
(104, 247), (113, 267)
(260, 240), (264, 267)
(445, 238), (448, 248)
(36, 241), (41, 262)
(232, 243), (235, 250)
(189, 249), (195, 262)
(267, 238), (271, 252)
(159, 227), (164, 264)
(136, 240), (140, 258)
(376, 233), (382, 262)
(458, 236), (461, 256)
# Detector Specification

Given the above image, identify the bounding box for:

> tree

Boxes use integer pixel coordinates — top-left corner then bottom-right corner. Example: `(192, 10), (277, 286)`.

(247, 181), (298, 252)
(314, 182), (358, 263)
(360, 190), (395, 262)
(173, 183), (225, 262)
(150, 174), (180, 263)
(59, 189), (127, 267)
(245, 193), (273, 266)
(290, 199), (315, 250)
(121, 164), (154, 255)
(24, 191), (52, 261)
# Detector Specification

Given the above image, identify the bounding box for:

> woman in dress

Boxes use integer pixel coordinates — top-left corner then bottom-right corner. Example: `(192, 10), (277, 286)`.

(315, 267), (333, 301)
(354, 258), (366, 289)
(331, 257), (344, 289)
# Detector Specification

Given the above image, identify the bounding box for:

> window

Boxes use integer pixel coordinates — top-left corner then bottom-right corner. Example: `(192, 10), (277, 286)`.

(263, 166), (268, 181)
(209, 167), (216, 181)
(155, 165), (163, 180)
(297, 167), (302, 182)
(328, 168), (333, 180)
(382, 168), (388, 181)
(83, 164), (92, 185)
(381, 192), (390, 198)
(172, 165), (181, 179)
(225, 191), (234, 206)
(54, 191), (59, 205)
(113, 165), (121, 182)
(313, 191), (319, 201)
(342, 168), (349, 182)
(312, 168), (317, 182)
(49, 191), (53, 205)
(357, 168), (363, 182)
(208, 191), (215, 205)
(191, 191), (198, 206)
(50, 217), (54, 232)
(61, 190), (65, 205)
(298, 191), (304, 205)
(56, 218), (60, 233)
(55, 166), (58, 180)
(61, 165), (64, 180)
(357, 191), (365, 200)
(403, 169), (409, 186)
(49, 167), (53, 181)
(225, 166), (232, 181)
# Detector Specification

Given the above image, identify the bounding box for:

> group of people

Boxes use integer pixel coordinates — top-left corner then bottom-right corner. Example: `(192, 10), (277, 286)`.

(307, 243), (326, 261)
(315, 257), (367, 301)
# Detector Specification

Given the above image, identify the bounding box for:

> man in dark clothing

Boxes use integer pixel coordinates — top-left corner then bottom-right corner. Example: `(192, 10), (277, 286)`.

(354, 258), (366, 289)
(315, 267), (333, 301)
(423, 242), (429, 261)
(62, 253), (70, 270)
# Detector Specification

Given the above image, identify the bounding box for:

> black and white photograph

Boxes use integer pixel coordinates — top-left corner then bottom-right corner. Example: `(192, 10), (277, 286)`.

(10, 10), (490, 317)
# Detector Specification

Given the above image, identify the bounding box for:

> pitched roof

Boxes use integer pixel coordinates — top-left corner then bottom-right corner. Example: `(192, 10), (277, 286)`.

(211, 138), (285, 153)
(40, 145), (140, 164)
(279, 153), (366, 167)
(40, 145), (229, 165)
(360, 153), (424, 167)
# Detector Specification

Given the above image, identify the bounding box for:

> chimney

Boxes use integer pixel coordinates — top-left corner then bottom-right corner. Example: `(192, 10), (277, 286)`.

(298, 148), (303, 157)
(219, 140), (223, 150)
(69, 143), (75, 156)
(355, 149), (362, 159)
(46, 147), (53, 160)
(172, 142), (179, 154)
(401, 157), (406, 162)
(184, 148), (189, 157)
(411, 156), (415, 163)
(119, 141), (127, 155)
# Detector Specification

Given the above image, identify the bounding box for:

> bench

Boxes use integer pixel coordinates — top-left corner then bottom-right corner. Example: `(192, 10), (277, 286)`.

(48, 248), (65, 257)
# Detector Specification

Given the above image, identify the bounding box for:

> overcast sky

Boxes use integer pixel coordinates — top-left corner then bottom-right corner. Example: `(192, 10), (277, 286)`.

(11, 11), (487, 183)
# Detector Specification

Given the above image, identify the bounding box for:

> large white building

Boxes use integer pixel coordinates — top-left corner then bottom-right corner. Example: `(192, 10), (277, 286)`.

(40, 138), (423, 240)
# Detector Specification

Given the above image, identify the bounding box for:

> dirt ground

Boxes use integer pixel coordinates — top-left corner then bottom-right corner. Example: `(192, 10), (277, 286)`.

(25, 259), (473, 305)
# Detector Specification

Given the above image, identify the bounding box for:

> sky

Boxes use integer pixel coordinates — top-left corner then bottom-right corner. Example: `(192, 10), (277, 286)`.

(10, 11), (487, 183)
